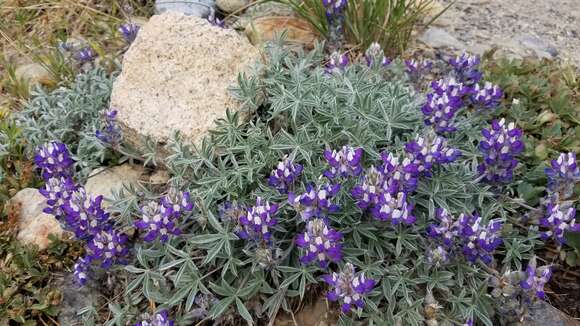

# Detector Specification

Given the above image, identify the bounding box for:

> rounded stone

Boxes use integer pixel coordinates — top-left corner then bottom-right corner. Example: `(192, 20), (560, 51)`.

(216, 0), (249, 13)
(110, 12), (260, 154)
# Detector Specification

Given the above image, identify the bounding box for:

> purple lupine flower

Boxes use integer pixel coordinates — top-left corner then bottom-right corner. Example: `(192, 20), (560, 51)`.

(118, 23), (140, 43)
(75, 46), (96, 63)
(135, 201), (178, 242)
(207, 8), (225, 28)
(427, 208), (457, 247)
(545, 152), (579, 199)
(86, 226), (129, 268)
(379, 152), (420, 193)
(268, 156), (303, 193)
(326, 52), (349, 73)
(478, 119), (524, 183)
(322, 0), (348, 18)
(471, 82), (503, 110)
(540, 197), (579, 246)
(519, 257), (552, 300)
(370, 192), (415, 224)
(457, 213), (503, 264)
(218, 200), (247, 223)
(323, 146), (363, 179)
(135, 310), (174, 326)
(426, 245), (449, 268)
(448, 51), (482, 85)
(295, 218), (343, 268)
(423, 78), (468, 133)
(430, 78), (470, 101)
(323, 263), (376, 313)
(34, 142), (74, 179)
(73, 256), (90, 285)
(422, 91), (462, 133)
(62, 187), (110, 240)
(96, 110), (122, 146)
(238, 197), (278, 242)
(288, 183), (341, 220)
(405, 59), (432, 76)
(351, 166), (386, 210)
(161, 188), (194, 219)
(364, 42), (390, 68)
(463, 319), (474, 326)
(39, 176), (78, 219)
(405, 134), (461, 174)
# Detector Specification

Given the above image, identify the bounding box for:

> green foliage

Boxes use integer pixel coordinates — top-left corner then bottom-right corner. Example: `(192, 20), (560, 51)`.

(100, 41), (544, 325)
(0, 116), (38, 209)
(482, 56), (580, 262)
(0, 228), (82, 324)
(16, 68), (117, 178)
(269, 0), (450, 54)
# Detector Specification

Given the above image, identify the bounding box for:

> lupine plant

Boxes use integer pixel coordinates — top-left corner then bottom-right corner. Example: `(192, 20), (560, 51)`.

(77, 40), (578, 325)
(34, 142), (130, 286)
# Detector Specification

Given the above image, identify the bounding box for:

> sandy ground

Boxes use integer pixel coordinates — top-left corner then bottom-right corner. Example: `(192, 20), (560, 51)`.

(435, 0), (580, 66)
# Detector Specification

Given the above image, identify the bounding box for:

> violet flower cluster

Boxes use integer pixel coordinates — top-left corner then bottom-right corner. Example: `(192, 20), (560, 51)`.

(364, 42), (390, 68)
(134, 188), (193, 243)
(544, 152), (579, 199)
(34, 141), (74, 179)
(119, 23), (140, 43)
(268, 156), (303, 193)
(75, 46), (96, 63)
(405, 134), (461, 174)
(322, 0), (348, 47)
(490, 257), (552, 323)
(478, 119), (524, 183)
(352, 142), (458, 225)
(538, 152), (579, 246)
(405, 59), (432, 76)
(134, 310), (174, 326)
(238, 197), (279, 243)
(96, 109), (122, 147)
(539, 197), (579, 246)
(427, 209), (503, 265)
(326, 52), (349, 73)
(208, 8), (225, 28)
(35, 142), (129, 285)
(471, 82), (503, 110)
(295, 218), (343, 268)
(322, 0), (348, 22)
(323, 146), (363, 179)
(288, 183), (341, 220)
(421, 78), (468, 133)
(519, 258), (552, 300)
(323, 263), (376, 313)
(448, 51), (482, 85)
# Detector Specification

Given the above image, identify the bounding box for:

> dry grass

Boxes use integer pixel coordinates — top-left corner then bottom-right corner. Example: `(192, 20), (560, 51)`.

(0, 0), (154, 110)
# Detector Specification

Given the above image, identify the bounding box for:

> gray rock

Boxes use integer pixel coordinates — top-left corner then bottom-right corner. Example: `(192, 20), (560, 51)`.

(14, 63), (55, 89)
(517, 35), (559, 58)
(155, 0), (215, 17)
(56, 273), (100, 325)
(232, 2), (295, 29)
(419, 27), (464, 50)
(216, 0), (249, 13)
(84, 164), (145, 206)
(523, 300), (579, 326)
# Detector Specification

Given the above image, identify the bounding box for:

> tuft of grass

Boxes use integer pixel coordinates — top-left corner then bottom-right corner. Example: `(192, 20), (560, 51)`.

(267, 0), (452, 55)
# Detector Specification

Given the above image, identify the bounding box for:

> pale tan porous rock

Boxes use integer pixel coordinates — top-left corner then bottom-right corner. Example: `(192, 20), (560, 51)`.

(7, 188), (63, 250)
(110, 12), (260, 154)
